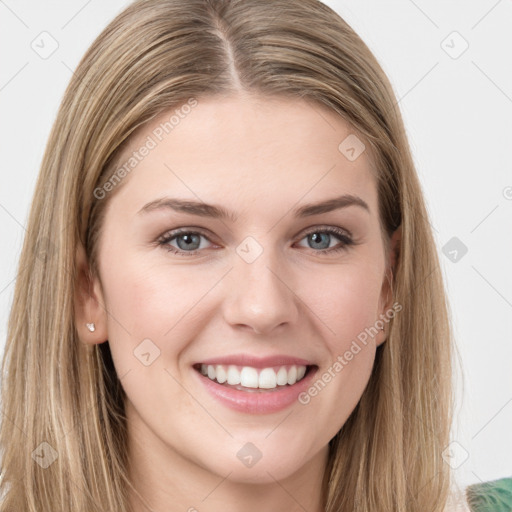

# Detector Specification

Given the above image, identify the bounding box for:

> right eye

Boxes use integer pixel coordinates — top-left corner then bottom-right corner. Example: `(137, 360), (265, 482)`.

(157, 229), (216, 256)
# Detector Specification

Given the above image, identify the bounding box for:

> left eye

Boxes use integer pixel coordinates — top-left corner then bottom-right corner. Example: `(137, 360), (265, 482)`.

(157, 227), (354, 256)
(296, 228), (354, 253)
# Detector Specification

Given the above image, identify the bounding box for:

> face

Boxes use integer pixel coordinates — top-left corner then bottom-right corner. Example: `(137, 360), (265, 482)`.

(77, 93), (398, 486)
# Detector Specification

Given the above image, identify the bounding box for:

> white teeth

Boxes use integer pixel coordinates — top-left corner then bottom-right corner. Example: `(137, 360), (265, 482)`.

(258, 368), (277, 389)
(227, 365), (241, 385)
(216, 365), (227, 384)
(240, 367), (259, 388)
(276, 366), (288, 386)
(287, 365), (297, 385)
(199, 364), (309, 389)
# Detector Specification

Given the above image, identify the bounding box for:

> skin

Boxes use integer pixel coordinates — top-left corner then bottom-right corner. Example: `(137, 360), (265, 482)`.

(75, 92), (401, 512)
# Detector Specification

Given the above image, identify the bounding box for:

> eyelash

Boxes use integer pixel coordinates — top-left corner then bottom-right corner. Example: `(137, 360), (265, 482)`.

(156, 226), (355, 257)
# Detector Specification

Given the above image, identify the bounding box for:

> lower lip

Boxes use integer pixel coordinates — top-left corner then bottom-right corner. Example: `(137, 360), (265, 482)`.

(193, 365), (318, 414)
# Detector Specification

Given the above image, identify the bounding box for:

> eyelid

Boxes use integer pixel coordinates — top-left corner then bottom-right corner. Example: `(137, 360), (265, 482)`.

(297, 224), (353, 240)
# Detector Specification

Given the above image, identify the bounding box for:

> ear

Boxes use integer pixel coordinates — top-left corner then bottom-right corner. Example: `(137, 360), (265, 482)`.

(376, 224), (401, 347)
(74, 243), (108, 345)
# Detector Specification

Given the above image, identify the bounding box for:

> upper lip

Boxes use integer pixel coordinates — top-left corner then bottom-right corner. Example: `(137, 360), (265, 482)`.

(194, 354), (315, 369)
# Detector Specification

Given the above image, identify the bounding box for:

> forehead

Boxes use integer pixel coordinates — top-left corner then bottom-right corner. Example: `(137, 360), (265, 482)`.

(107, 93), (378, 220)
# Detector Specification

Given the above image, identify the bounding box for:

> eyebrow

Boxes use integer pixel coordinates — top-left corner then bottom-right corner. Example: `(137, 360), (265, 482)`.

(137, 194), (370, 222)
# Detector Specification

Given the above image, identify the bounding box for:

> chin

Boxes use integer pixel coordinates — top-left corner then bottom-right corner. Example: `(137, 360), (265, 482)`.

(200, 441), (318, 485)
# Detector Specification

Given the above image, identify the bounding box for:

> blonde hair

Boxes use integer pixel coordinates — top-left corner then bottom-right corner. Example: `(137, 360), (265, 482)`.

(0, 0), (456, 510)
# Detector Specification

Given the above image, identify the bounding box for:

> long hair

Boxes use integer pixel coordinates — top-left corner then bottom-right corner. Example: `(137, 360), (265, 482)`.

(0, 0), (456, 510)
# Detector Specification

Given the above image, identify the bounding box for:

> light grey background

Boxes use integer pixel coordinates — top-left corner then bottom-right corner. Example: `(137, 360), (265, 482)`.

(1, 0), (511, 490)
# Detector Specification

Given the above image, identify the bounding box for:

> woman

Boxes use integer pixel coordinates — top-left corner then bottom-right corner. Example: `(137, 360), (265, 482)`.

(0, 0), (475, 510)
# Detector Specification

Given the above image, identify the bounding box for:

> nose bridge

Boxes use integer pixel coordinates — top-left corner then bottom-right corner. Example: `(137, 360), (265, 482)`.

(223, 235), (298, 334)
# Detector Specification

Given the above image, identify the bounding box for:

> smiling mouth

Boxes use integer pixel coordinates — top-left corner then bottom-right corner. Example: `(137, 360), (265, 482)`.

(192, 363), (317, 392)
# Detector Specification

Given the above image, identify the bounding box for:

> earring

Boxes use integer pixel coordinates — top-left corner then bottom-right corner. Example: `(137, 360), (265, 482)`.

(86, 323), (96, 332)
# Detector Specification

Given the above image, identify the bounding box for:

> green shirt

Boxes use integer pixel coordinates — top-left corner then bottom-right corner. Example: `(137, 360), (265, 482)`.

(467, 477), (512, 512)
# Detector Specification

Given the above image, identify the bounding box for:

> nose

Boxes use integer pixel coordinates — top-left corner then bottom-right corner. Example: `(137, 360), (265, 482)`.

(222, 245), (300, 336)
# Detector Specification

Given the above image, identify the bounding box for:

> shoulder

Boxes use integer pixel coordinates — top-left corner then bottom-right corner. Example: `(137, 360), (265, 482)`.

(464, 477), (512, 512)
(446, 477), (512, 511)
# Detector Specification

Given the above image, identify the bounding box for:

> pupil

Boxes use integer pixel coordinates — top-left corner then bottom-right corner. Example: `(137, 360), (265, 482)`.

(310, 232), (328, 249)
(179, 234), (199, 250)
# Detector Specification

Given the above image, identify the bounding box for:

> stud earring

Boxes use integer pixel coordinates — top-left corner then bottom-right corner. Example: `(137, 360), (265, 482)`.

(86, 323), (96, 332)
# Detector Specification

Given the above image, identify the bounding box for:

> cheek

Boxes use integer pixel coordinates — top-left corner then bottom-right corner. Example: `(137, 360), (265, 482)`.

(300, 262), (382, 346)
(295, 267), (380, 440)
(100, 257), (215, 368)
(99, 261), (204, 419)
